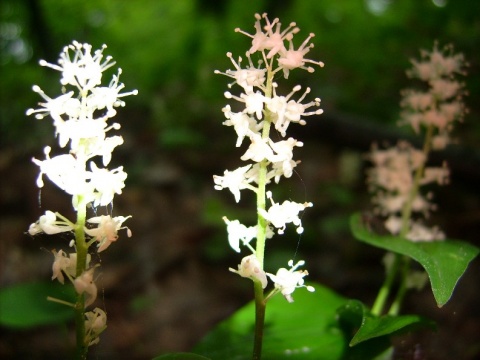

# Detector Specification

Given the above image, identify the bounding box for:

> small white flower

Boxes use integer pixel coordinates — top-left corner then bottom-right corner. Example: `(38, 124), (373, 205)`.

(89, 162), (127, 206)
(51, 250), (73, 284)
(51, 250), (91, 284)
(32, 146), (90, 196)
(85, 307), (107, 346)
(240, 133), (278, 163)
(229, 254), (268, 289)
(28, 210), (74, 236)
(267, 259), (315, 302)
(214, 52), (266, 91)
(85, 215), (132, 252)
(74, 267), (97, 307)
(213, 164), (253, 203)
(223, 217), (257, 253)
(26, 87), (79, 123)
(258, 191), (312, 234)
(88, 69), (138, 118)
(39, 41), (115, 90)
(222, 105), (258, 147)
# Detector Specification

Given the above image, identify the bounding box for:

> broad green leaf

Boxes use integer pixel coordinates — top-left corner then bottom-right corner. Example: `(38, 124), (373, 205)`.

(350, 213), (480, 307)
(337, 300), (435, 346)
(152, 353), (211, 360)
(194, 283), (347, 360)
(0, 281), (76, 328)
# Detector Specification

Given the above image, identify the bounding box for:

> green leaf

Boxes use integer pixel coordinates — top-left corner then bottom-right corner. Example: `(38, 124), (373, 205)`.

(0, 281), (76, 328)
(337, 300), (435, 346)
(194, 283), (347, 360)
(350, 213), (480, 307)
(152, 353), (211, 360)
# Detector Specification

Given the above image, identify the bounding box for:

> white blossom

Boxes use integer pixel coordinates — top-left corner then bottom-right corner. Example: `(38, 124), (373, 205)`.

(89, 162), (127, 207)
(223, 217), (257, 253)
(214, 164), (254, 203)
(74, 267), (97, 307)
(267, 260), (315, 302)
(214, 52), (266, 91)
(229, 254), (268, 289)
(85, 215), (132, 252)
(258, 191), (312, 234)
(85, 308), (107, 346)
(28, 210), (73, 236)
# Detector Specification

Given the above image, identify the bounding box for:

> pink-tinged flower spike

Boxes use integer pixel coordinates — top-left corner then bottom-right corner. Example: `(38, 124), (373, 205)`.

(84, 308), (107, 346)
(74, 267), (97, 307)
(235, 13), (269, 54)
(258, 191), (313, 235)
(229, 254), (268, 289)
(214, 52), (266, 91)
(266, 260), (315, 303)
(85, 215), (132, 252)
(261, 14), (299, 59)
(277, 33), (324, 79)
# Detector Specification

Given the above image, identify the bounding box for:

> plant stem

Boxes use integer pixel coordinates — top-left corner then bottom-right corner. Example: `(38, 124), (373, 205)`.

(372, 125), (434, 316)
(74, 195), (88, 360)
(388, 257), (410, 315)
(252, 61), (274, 360)
(252, 281), (266, 360)
(371, 253), (401, 316)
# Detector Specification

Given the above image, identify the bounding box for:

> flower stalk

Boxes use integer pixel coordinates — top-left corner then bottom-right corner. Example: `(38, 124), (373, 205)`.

(214, 14), (322, 358)
(368, 43), (466, 316)
(27, 41), (136, 355)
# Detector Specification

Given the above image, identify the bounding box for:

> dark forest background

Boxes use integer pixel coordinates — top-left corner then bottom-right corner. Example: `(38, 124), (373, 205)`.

(1, 0), (480, 359)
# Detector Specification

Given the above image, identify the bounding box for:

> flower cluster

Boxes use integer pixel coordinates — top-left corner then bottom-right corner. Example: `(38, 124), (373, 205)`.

(27, 41), (136, 346)
(367, 44), (466, 242)
(400, 43), (466, 149)
(367, 141), (448, 241)
(214, 13), (321, 301)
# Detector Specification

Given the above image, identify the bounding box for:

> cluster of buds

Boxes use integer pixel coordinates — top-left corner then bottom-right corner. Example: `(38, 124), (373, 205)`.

(367, 44), (466, 241)
(27, 41), (137, 345)
(214, 13), (320, 302)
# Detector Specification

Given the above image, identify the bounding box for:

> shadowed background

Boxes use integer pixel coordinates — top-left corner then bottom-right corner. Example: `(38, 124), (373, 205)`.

(1, 0), (479, 358)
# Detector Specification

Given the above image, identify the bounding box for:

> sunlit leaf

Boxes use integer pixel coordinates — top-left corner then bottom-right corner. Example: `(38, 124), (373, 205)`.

(350, 213), (480, 307)
(194, 283), (346, 360)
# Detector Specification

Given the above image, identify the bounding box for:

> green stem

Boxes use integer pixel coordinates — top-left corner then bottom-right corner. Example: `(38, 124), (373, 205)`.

(388, 257), (410, 316)
(372, 125), (434, 316)
(252, 60), (274, 360)
(74, 195), (88, 360)
(252, 281), (266, 360)
(371, 253), (401, 316)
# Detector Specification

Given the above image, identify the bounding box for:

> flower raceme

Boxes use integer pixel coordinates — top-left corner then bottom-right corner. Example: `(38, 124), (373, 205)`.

(27, 41), (136, 348)
(214, 13), (322, 302)
(27, 41), (135, 249)
(367, 44), (465, 243)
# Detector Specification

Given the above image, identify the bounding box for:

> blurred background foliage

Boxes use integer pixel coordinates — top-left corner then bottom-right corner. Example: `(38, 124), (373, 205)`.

(1, 0), (480, 151)
(1, 0), (480, 358)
